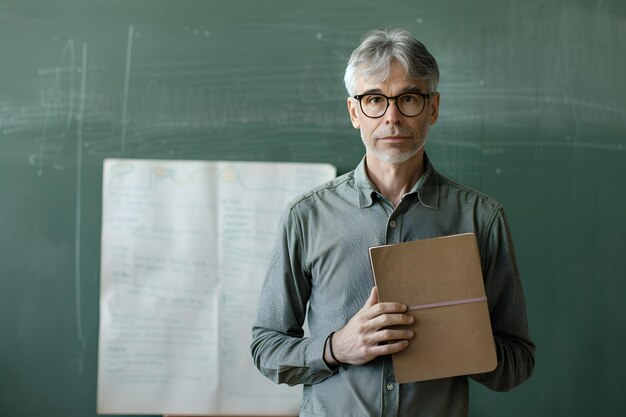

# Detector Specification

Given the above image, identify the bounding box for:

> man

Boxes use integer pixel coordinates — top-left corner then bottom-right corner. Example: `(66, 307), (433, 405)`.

(251, 27), (535, 416)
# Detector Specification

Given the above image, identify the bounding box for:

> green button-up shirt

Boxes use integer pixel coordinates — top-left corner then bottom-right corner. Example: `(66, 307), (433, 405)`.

(251, 155), (535, 417)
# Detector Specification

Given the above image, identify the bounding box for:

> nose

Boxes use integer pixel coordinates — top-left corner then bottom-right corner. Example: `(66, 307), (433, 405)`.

(384, 98), (402, 125)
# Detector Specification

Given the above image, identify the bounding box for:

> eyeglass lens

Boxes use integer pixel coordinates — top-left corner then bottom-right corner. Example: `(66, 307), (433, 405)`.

(360, 94), (425, 118)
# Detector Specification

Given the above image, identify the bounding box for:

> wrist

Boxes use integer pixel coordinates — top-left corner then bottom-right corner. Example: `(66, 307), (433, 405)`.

(323, 333), (338, 367)
(326, 331), (348, 369)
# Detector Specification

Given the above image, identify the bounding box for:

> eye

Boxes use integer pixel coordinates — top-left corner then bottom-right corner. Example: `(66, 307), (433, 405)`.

(365, 95), (385, 104)
(400, 94), (418, 103)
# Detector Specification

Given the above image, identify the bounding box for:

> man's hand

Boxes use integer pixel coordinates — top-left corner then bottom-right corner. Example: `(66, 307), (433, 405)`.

(325, 286), (415, 366)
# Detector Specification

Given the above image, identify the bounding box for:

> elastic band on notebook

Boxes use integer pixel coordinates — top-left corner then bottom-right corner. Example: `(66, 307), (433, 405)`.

(407, 296), (487, 311)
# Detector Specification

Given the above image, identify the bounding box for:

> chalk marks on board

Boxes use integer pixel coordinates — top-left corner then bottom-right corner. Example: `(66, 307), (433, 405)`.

(121, 25), (135, 156)
(29, 39), (79, 175)
(184, 26), (211, 37)
(0, 21), (351, 167)
(74, 41), (88, 349)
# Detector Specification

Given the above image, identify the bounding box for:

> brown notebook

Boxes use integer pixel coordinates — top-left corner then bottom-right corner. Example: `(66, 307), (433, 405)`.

(369, 233), (497, 384)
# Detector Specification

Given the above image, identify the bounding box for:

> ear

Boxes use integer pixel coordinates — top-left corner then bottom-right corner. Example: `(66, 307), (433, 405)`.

(347, 97), (360, 129)
(429, 92), (440, 125)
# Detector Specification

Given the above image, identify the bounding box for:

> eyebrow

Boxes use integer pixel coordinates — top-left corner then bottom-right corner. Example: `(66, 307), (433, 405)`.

(359, 85), (425, 96)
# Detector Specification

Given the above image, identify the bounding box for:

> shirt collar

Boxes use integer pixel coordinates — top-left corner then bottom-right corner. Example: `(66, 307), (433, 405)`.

(354, 157), (377, 208)
(354, 153), (440, 209)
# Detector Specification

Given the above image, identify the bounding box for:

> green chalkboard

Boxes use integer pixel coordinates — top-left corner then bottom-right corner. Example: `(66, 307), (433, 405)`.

(1, 0), (625, 416)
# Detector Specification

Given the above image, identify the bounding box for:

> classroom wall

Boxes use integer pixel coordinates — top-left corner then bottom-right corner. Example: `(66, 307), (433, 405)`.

(1, 0), (625, 416)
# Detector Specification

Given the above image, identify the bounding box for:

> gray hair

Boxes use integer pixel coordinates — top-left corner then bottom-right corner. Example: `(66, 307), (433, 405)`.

(343, 27), (439, 96)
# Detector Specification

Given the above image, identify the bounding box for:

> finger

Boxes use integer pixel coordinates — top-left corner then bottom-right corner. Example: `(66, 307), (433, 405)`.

(362, 286), (378, 310)
(365, 302), (407, 320)
(368, 339), (411, 357)
(374, 328), (415, 344)
(372, 312), (414, 329)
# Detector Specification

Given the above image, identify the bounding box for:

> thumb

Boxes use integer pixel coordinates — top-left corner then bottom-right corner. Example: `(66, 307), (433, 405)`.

(363, 286), (379, 309)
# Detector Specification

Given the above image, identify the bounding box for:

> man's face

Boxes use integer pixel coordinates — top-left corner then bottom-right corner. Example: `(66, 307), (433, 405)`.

(347, 61), (440, 165)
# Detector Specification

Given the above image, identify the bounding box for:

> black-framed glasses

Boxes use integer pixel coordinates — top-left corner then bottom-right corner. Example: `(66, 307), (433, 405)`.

(353, 92), (432, 118)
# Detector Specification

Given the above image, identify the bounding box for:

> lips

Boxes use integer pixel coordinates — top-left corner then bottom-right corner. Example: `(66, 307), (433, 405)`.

(379, 135), (410, 141)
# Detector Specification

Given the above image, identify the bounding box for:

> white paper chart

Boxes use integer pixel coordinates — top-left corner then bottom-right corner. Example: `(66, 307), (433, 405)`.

(97, 159), (336, 415)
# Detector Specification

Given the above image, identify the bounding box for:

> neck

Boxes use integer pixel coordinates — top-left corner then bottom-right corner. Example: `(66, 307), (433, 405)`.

(365, 151), (425, 207)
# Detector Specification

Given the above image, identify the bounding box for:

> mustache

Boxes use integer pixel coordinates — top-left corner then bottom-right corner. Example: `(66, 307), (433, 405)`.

(373, 127), (414, 139)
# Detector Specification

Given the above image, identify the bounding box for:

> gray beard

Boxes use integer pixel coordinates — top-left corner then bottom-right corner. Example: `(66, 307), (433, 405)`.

(361, 132), (422, 164)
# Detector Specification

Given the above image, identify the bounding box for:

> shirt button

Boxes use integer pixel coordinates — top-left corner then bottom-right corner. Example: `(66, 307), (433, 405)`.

(386, 382), (394, 391)
(389, 220), (397, 229)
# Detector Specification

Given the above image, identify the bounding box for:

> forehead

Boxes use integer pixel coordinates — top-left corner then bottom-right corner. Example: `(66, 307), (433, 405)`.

(356, 61), (428, 93)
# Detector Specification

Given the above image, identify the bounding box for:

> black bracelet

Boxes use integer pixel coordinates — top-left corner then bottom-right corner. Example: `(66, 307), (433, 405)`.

(328, 331), (348, 368)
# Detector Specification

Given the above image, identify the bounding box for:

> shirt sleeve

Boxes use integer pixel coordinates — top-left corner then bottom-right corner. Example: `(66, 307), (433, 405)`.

(250, 206), (336, 386)
(471, 207), (536, 391)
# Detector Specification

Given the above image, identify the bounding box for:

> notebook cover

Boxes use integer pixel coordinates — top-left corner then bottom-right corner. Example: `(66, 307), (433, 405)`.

(369, 233), (497, 383)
